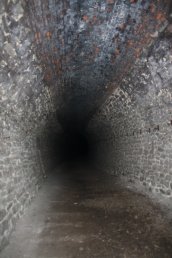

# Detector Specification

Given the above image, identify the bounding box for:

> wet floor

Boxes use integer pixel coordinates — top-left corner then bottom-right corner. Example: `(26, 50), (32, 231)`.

(1, 165), (172, 258)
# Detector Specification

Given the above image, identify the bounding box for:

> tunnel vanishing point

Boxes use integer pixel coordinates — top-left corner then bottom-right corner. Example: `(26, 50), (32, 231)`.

(1, 0), (172, 257)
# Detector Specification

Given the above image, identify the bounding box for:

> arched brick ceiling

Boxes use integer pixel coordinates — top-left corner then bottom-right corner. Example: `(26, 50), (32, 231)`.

(27, 0), (170, 129)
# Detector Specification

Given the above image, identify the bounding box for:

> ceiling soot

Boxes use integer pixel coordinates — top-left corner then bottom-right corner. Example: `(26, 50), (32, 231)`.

(26, 0), (171, 129)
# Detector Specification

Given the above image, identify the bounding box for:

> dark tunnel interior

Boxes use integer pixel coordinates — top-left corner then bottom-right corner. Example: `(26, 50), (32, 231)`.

(1, 0), (172, 257)
(49, 128), (98, 168)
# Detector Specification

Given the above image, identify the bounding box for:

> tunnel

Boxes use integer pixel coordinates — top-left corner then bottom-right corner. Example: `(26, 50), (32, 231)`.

(1, 0), (172, 257)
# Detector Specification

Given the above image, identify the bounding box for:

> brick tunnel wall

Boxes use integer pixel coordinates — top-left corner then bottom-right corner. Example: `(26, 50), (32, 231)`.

(89, 33), (172, 197)
(0, 0), (171, 252)
(0, 0), (60, 250)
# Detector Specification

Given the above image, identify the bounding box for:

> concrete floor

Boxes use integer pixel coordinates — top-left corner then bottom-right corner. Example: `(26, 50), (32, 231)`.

(1, 165), (172, 258)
